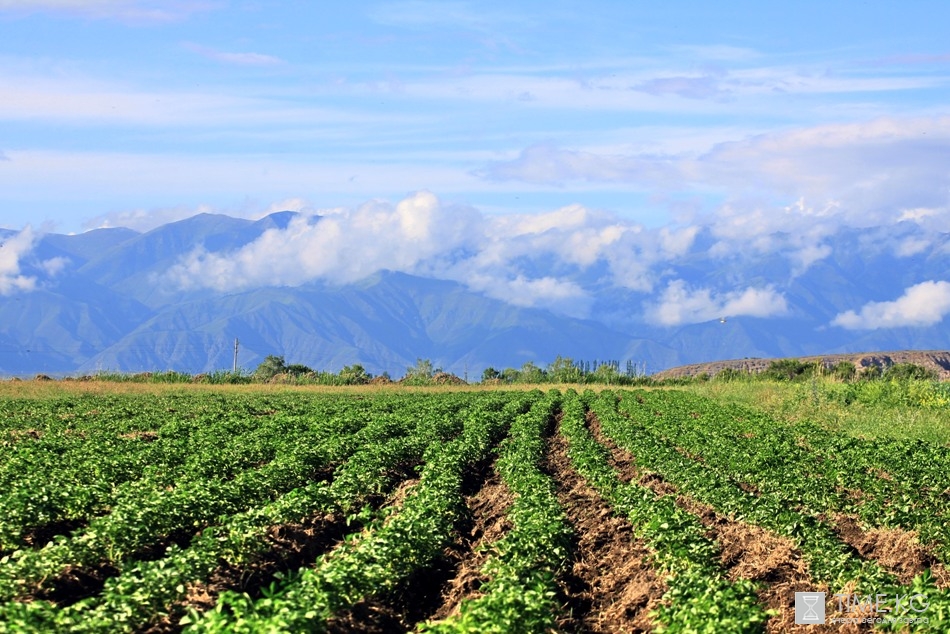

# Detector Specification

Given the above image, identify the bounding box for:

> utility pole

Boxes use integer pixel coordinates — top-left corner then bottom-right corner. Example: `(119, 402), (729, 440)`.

(233, 338), (239, 373)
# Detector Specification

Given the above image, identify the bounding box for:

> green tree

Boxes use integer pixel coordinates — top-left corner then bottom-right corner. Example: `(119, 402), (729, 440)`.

(284, 363), (314, 377)
(403, 358), (436, 384)
(592, 362), (621, 385)
(253, 355), (286, 381)
(339, 364), (371, 385)
(763, 358), (810, 381)
(548, 356), (582, 383)
(519, 362), (546, 383)
(481, 367), (502, 382)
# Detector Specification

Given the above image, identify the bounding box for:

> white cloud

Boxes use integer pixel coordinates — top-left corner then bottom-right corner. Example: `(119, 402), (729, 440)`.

(160, 192), (702, 316)
(164, 191), (482, 289)
(832, 281), (950, 329)
(463, 272), (592, 318)
(483, 117), (950, 226)
(645, 280), (788, 326)
(478, 143), (679, 185)
(0, 228), (38, 294)
(895, 238), (931, 258)
(0, 226), (67, 295)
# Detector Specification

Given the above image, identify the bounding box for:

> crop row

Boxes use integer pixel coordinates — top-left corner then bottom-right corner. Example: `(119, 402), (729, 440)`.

(559, 391), (768, 632)
(422, 390), (570, 632)
(182, 393), (535, 632)
(0, 392), (525, 632)
(620, 389), (950, 561)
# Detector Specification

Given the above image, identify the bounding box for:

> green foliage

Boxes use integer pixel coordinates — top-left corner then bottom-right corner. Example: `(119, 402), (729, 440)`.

(2, 385), (949, 632)
(252, 355), (287, 381)
(762, 358), (813, 381)
(338, 364), (370, 385)
(546, 356), (582, 383)
(481, 366), (501, 382)
(401, 358), (436, 385)
(883, 362), (939, 382)
(831, 361), (856, 382)
(713, 368), (750, 382)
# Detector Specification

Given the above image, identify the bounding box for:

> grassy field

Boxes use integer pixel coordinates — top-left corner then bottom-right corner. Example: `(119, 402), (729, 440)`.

(0, 377), (947, 632)
(688, 377), (950, 445)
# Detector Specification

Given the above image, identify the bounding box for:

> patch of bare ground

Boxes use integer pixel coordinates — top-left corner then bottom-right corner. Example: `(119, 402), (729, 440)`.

(143, 512), (353, 633)
(327, 467), (514, 633)
(30, 561), (121, 607)
(422, 471), (513, 622)
(830, 514), (945, 586)
(324, 455), (510, 633)
(545, 422), (665, 633)
(585, 410), (852, 633)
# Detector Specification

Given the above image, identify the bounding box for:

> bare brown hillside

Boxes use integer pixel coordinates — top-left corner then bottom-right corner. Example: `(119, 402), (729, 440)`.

(653, 350), (950, 381)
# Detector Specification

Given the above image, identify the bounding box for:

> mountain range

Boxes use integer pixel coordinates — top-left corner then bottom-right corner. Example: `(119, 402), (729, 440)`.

(1, 211), (948, 378)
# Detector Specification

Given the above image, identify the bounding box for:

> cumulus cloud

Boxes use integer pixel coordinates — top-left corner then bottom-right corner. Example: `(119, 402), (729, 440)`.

(160, 192), (706, 316)
(0, 228), (37, 294)
(645, 280), (788, 326)
(832, 281), (950, 329)
(165, 191), (481, 288)
(0, 226), (66, 295)
(479, 116), (950, 277)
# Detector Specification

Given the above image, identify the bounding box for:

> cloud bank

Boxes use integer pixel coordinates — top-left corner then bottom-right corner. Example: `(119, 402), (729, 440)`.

(160, 191), (820, 323)
(646, 280), (788, 326)
(832, 281), (950, 329)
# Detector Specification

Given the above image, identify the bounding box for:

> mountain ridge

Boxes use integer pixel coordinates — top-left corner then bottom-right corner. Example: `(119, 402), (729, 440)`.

(1, 211), (948, 377)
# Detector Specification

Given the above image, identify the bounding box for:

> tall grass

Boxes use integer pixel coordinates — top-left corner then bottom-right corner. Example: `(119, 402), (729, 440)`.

(686, 378), (950, 445)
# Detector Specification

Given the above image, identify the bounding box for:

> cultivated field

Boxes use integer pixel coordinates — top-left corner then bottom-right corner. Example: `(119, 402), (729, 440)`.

(1, 381), (949, 632)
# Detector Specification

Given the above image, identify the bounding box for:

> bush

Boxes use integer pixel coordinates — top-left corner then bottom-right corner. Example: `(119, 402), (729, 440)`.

(882, 363), (938, 382)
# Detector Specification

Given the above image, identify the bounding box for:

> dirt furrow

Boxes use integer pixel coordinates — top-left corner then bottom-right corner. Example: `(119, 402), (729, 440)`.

(585, 410), (848, 633)
(326, 457), (511, 633)
(545, 423), (665, 633)
(829, 513), (948, 587)
(143, 511), (353, 633)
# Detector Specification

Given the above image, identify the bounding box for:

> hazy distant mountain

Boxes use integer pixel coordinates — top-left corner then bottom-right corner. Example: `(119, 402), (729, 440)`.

(1, 211), (948, 377)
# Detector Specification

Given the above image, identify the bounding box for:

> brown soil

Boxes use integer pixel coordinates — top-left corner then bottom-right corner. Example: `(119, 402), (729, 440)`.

(145, 513), (352, 633)
(320, 451), (505, 633)
(119, 430), (159, 442)
(424, 473), (513, 620)
(831, 514), (939, 585)
(27, 529), (193, 606)
(585, 409), (856, 633)
(31, 561), (120, 606)
(327, 469), (514, 633)
(546, 425), (665, 633)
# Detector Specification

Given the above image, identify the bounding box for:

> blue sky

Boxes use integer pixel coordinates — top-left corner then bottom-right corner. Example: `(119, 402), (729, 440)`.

(2, 0), (948, 232)
(2, 1), (950, 329)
